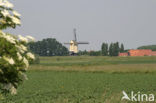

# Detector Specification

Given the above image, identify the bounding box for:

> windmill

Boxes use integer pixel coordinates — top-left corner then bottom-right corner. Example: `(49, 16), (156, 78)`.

(64, 29), (89, 55)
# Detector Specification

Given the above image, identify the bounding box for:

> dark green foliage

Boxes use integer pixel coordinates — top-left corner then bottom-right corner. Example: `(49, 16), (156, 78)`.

(101, 43), (108, 56)
(109, 43), (113, 56)
(78, 50), (89, 56)
(89, 51), (101, 56)
(28, 38), (69, 56)
(78, 42), (125, 56)
(109, 42), (119, 56)
(120, 43), (124, 53)
(78, 50), (101, 56)
(113, 42), (119, 56)
(138, 45), (156, 51)
(107, 42), (124, 56)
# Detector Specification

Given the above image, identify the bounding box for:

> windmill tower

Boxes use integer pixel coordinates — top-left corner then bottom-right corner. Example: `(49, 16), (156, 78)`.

(64, 29), (89, 55)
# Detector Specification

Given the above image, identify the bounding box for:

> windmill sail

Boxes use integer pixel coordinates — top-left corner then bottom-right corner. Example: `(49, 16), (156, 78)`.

(73, 28), (77, 42)
(77, 42), (89, 44)
(64, 29), (89, 55)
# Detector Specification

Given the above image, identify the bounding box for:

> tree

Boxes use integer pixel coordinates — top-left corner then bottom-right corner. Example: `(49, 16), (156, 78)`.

(109, 43), (113, 56)
(113, 42), (119, 56)
(28, 38), (69, 56)
(0, 0), (35, 97)
(120, 43), (124, 53)
(138, 45), (156, 51)
(101, 43), (108, 56)
(109, 42), (120, 56)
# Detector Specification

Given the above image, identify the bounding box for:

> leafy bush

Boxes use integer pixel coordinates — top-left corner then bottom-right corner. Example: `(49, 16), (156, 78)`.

(0, 32), (35, 95)
(0, 0), (35, 97)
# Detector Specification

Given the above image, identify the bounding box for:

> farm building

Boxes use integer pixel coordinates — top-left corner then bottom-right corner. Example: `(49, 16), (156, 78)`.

(151, 51), (156, 56)
(128, 49), (152, 56)
(119, 49), (156, 56)
(119, 52), (128, 56)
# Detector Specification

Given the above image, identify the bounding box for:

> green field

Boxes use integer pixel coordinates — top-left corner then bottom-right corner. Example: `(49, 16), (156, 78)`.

(1, 56), (156, 103)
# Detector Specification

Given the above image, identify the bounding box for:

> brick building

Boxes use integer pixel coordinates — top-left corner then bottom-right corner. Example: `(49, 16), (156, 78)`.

(151, 51), (156, 56)
(119, 52), (128, 56)
(119, 49), (156, 56)
(128, 49), (152, 56)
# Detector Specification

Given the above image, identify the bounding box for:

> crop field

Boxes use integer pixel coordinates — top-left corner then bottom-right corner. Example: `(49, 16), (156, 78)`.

(1, 56), (156, 103)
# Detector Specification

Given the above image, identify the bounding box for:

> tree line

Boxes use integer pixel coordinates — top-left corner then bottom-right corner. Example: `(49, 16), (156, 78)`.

(102, 42), (124, 56)
(78, 42), (124, 56)
(137, 45), (156, 51)
(28, 38), (125, 56)
(28, 38), (69, 56)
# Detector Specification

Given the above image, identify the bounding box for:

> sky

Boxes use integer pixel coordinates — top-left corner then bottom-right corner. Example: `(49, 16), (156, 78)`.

(6, 0), (156, 51)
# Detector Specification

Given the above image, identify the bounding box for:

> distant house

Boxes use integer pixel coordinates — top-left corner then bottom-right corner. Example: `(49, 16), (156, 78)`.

(119, 49), (156, 56)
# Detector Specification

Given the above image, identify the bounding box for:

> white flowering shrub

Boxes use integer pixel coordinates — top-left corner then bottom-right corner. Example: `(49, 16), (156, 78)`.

(0, 0), (21, 29)
(0, 0), (35, 96)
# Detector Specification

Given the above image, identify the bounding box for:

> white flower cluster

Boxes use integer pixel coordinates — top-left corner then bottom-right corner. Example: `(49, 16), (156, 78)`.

(13, 11), (21, 17)
(27, 52), (35, 60)
(18, 35), (35, 43)
(0, 31), (16, 44)
(0, 0), (21, 26)
(0, 30), (35, 95)
(0, 0), (14, 8)
(0, 31), (35, 65)
(0, 32), (35, 64)
(10, 16), (21, 25)
(3, 56), (15, 65)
